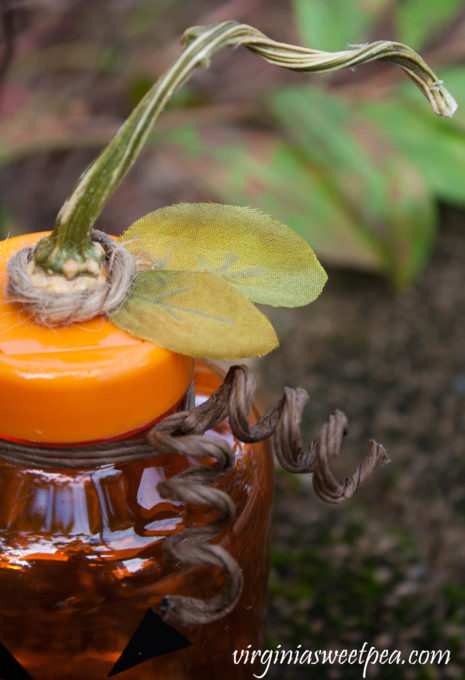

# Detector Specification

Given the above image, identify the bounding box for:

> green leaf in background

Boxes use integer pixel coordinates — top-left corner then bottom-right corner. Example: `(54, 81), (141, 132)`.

(2, 0), (462, 289)
(396, 0), (463, 49)
(122, 203), (327, 307)
(162, 124), (384, 272)
(360, 97), (465, 209)
(268, 84), (436, 287)
(293, 0), (463, 53)
(164, 93), (435, 287)
(292, 0), (389, 51)
(111, 269), (279, 359)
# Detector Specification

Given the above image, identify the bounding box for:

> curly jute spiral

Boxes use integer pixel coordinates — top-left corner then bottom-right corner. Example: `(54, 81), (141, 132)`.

(0, 364), (389, 627)
(6, 230), (134, 326)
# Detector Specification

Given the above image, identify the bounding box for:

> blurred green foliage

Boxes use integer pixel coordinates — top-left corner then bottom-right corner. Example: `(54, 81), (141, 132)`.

(164, 0), (464, 289)
(0, 0), (464, 287)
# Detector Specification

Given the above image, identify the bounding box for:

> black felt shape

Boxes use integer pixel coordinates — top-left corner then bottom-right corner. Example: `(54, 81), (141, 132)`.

(108, 608), (192, 677)
(0, 640), (34, 680)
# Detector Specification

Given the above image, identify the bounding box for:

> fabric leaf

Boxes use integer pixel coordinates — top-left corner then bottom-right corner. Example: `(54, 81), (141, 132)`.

(160, 125), (385, 271)
(110, 269), (279, 359)
(121, 203), (327, 308)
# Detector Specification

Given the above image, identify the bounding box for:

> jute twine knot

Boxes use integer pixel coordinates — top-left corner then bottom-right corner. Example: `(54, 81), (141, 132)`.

(6, 230), (134, 325)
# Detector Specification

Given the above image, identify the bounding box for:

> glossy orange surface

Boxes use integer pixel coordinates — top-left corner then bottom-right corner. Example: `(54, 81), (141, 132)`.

(0, 232), (194, 443)
(0, 362), (275, 679)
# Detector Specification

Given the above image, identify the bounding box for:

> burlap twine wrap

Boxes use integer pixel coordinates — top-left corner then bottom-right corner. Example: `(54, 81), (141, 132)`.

(7, 230), (134, 325)
(2, 234), (389, 627)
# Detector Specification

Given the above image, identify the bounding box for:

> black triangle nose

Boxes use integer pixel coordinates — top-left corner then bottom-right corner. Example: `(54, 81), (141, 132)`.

(108, 608), (192, 677)
(0, 640), (34, 680)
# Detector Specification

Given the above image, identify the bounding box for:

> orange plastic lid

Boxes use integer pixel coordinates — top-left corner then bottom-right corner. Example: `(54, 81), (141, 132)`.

(0, 232), (194, 444)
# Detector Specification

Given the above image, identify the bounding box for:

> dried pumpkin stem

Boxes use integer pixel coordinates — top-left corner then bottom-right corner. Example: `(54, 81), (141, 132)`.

(33, 21), (457, 279)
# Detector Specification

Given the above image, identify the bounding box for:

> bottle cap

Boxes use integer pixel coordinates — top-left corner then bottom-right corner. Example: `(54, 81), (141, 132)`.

(0, 233), (194, 444)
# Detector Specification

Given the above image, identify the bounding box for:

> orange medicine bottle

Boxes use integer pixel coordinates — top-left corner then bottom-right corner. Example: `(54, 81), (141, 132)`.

(0, 233), (274, 680)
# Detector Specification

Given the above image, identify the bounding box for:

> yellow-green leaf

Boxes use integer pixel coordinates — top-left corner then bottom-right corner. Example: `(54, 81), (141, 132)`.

(111, 269), (279, 359)
(121, 203), (327, 307)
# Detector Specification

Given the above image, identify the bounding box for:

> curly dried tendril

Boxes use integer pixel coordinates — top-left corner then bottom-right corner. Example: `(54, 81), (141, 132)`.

(0, 365), (389, 625)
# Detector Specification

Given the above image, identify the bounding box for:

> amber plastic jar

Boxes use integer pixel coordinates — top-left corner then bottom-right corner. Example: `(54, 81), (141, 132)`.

(0, 234), (274, 680)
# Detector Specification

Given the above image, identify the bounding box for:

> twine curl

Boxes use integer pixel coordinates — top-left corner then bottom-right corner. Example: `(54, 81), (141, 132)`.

(0, 365), (389, 626)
